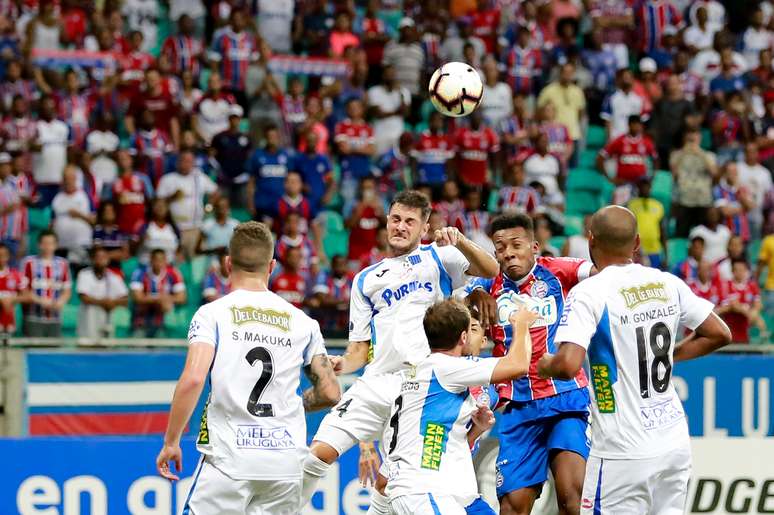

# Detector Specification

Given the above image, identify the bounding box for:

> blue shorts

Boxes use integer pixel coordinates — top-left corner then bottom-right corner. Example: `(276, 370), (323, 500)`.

(465, 497), (496, 514)
(495, 389), (590, 498)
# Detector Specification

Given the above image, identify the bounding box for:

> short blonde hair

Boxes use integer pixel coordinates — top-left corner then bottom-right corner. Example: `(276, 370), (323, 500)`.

(229, 221), (274, 272)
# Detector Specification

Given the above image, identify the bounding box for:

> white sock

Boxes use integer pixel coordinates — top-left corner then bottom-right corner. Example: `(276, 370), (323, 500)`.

(301, 453), (331, 508)
(366, 489), (390, 515)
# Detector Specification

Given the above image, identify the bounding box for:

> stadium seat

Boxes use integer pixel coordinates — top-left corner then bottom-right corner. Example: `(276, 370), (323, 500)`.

(191, 256), (209, 286)
(700, 128), (712, 150)
(549, 236), (566, 252)
(578, 149), (598, 169)
(112, 306), (131, 338)
(564, 215), (584, 236)
(232, 208), (252, 222)
(566, 168), (604, 192)
(62, 304), (79, 336)
(651, 170), (673, 219)
(748, 239), (762, 269)
(586, 125), (606, 149)
(319, 211), (349, 260)
(565, 190), (602, 215)
(121, 257), (140, 281)
(668, 238), (688, 265)
(29, 207), (51, 231)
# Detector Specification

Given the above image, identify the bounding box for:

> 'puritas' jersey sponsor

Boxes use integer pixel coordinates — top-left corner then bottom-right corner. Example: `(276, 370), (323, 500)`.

(385, 353), (499, 506)
(555, 264), (714, 459)
(188, 289), (327, 480)
(349, 243), (470, 376)
(466, 256), (591, 402)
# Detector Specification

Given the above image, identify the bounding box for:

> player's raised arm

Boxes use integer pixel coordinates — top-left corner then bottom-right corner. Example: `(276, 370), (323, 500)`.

(490, 308), (539, 383)
(434, 226), (499, 279)
(303, 354), (341, 411)
(157, 341), (215, 480)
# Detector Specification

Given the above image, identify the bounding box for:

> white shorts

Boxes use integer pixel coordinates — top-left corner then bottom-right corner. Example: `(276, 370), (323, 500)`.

(390, 494), (466, 515)
(184, 457), (301, 515)
(581, 446), (691, 515)
(313, 372), (400, 456)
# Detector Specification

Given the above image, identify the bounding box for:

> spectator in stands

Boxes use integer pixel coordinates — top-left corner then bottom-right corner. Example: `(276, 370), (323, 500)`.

(161, 14), (204, 78)
(523, 132), (562, 200)
(504, 25), (542, 97)
(137, 198), (179, 265)
(131, 109), (174, 186)
(157, 149), (219, 258)
(383, 18), (424, 115)
(76, 246), (129, 339)
(535, 217), (558, 256)
(20, 231), (70, 337)
(92, 200), (129, 273)
(193, 72), (237, 145)
(113, 149), (153, 240)
(208, 9), (259, 107)
(672, 235), (705, 280)
(454, 111), (500, 187)
(51, 165), (95, 269)
(309, 254), (353, 333)
(480, 56), (513, 129)
(683, 5), (716, 53)
(127, 68), (181, 150)
(335, 98), (376, 212)
(32, 95), (69, 206)
(633, 0), (682, 55)
(275, 212), (318, 277)
(130, 248), (186, 337)
(2, 95), (36, 163)
(0, 243), (21, 334)
(0, 153), (20, 262)
(198, 197), (238, 256)
(737, 142), (772, 240)
(498, 161), (540, 216)
(628, 177), (667, 269)
(276, 170), (315, 237)
(650, 74), (694, 167)
(690, 206), (732, 264)
(211, 104), (250, 206)
(716, 259), (764, 343)
(295, 130), (334, 214)
(741, 7), (772, 69)
(687, 260), (720, 304)
(715, 235), (746, 281)
(562, 214), (592, 260)
(757, 233), (774, 327)
(598, 115), (657, 191)
(601, 68), (645, 142)
(711, 91), (751, 165)
(247, 124), (294, 221)
(535, 103), (573, 166)
(537, 62), (585, 165)
(202, 249), (230, 303)
(713, 161), (752, 242)
(346, 177), (385, 269)
(328, 11), (359, 58)
(270, 245), (307, 308)
(367, 64), (410, 156)
(671, 128), (718, 237)
(359, 225), (388, 269)
(710, 49), (748, 102)
(461, 188), (492, 252)
(86, 112), (120, 199)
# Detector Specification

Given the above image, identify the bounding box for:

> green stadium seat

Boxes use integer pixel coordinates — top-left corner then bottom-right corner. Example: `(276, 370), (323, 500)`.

(549, 236), (567, 252)
(191, 256), (210, 286)
(122, 257), (140, 281)
(668, 238), (688, 266)
(62, 304), (78, 336)
(29, 207), (51, 231)
(566, 168), (604, 192)
(700, 128), (712, 150)
(232, 208), (252, 222)
(319, 211), (349, 260)
(112, 306), (131, 338)
(586, 125), (606, 149)
(578, 149), (598, 169)
(748, 239), (762, 268)
(566, 190), (602, 215)
(564, 215), (584, 236)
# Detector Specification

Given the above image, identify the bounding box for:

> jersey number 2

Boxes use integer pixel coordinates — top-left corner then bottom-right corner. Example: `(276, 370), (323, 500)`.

(245, 347), (275, 417)
(636, 322), (673, 399)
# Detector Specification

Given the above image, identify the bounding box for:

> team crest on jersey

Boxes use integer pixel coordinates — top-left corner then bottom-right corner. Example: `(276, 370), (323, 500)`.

(529, 280), (549, 298)
(620, 282), (669, 309)
(230, 306), (291, 332)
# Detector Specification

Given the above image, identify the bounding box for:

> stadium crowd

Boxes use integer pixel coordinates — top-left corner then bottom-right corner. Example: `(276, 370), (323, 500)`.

(0, 0), (770, 342)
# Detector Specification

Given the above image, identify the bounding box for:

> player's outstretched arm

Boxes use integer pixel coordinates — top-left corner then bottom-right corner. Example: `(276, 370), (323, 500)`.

(329, 340), (370, 375)
(674, 312), (732, 363)
(537, 344), (587, 381)
(157, 342), (215, 481)
(435, 227), (499, 278)
(491, 309), (538, 383)
(303, 354), (342, 412)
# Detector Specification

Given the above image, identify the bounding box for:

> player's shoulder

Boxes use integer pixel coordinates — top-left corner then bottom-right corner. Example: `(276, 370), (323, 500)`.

(353, 258), (387, 285)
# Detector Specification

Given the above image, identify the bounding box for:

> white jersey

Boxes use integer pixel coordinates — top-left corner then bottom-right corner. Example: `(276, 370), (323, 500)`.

(555, 264), (714, 459)
(187, 289), (327, 480)
(385, 353), (498, 506)
(349, 244), (470, 376)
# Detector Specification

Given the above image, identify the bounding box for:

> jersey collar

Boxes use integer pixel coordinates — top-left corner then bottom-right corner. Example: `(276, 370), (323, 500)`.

(504, 261), (537, 287)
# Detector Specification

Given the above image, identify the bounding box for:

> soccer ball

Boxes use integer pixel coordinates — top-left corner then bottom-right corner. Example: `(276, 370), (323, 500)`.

(428, 62), (484, 118)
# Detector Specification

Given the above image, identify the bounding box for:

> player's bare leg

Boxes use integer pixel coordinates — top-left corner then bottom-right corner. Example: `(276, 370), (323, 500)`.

(550, 450), (585, 515)
(498, 486), (539, 515)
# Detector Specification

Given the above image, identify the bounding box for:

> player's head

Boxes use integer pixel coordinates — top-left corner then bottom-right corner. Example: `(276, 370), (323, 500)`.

(387, 190), (432, 255)
(489, 213), (538, 281)
(228, 221), (276, 279)
(588, 206), (640, 267)
(424, 299), (471, 353)
(463, 306), (488, 356)
(731, 258), (750, 283)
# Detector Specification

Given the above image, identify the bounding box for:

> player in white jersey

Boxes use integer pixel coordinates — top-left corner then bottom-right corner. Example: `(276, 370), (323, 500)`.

(537, 206), (732, 515)
(156, 222), (341, 515)
(301, 191), (499, 513)
(385, 300), (537, 515)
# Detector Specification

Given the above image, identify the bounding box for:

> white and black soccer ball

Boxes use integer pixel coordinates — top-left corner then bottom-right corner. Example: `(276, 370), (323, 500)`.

(428, 62), (484, 118)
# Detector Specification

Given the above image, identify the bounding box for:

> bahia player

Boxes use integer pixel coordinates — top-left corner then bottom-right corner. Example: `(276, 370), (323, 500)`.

(466, 213), (595, 515)
(539, 206), (731, 514)
(301, 190), (499, 514)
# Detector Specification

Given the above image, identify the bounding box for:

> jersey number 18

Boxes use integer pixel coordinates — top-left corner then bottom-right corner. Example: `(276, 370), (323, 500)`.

(636, 322), (673, 399)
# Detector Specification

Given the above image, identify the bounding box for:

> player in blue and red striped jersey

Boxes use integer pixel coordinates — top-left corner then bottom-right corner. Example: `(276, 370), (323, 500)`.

(202, 249), (230, 304)
(466, 213), (594, 515)
(633, 0), (682, 54)
(129, 248), (186, 337)
(412, 111), (455, 188)
(131, 110), (173, 187)
(20, 231), (71, 337)
(55, 69), (93, 148)
(161, 15), (203, 77)
(208, 9), (258, 102)
(713, 161), (752, 242)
